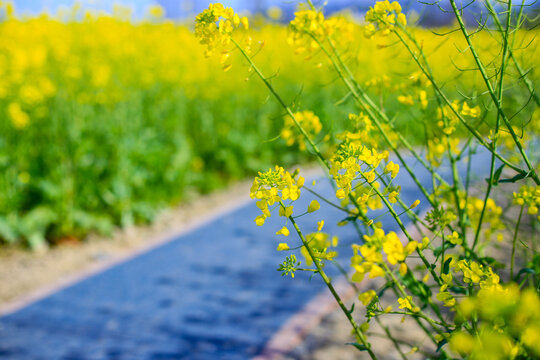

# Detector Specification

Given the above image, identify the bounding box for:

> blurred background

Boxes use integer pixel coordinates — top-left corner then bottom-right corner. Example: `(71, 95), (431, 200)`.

(0, 0), (538, 252)
(12, 0), (540, 25)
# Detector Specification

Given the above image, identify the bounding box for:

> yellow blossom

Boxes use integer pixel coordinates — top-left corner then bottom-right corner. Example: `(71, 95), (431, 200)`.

(308, 199), (320, 213)
(398, 296), (413, 311)
(358, 290), (377, 305)
(276, 226), (290, 236)
(384, 161), (400, 178)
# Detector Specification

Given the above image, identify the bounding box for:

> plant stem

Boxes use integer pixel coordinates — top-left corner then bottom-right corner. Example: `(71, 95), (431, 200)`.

(393, 28), (528, 179)
(472, 0), (512, 251)
(511, 205), (525, 280)
(448, 0), (539, 185)
(231, 38), (329, 169)
(287, 211), (378, 359)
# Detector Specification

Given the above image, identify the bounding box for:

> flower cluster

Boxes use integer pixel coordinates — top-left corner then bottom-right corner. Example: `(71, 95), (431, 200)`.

(336, 113), (398, 150)
(300, 232), (338, 266)
(288, 9), (326, 56)
(195, 3), (249, 70)
(288, 9), (354, 59)
(351, 228), (418, 282)
(426, 137), (460, 167)
(513, 185), (540, 217)
(281, 110), (323, 151)
(449, 286), (540, 359)
(436, 258), (503, 309)
(341, 183), (383, 214)
(436, 100), (480, 135)
(330, 143), (389, 199)
(7, 102), (30, 129)
(466, 196), (504, 240)
(364, 1), (406, 38)
(250, 166), (305, 226)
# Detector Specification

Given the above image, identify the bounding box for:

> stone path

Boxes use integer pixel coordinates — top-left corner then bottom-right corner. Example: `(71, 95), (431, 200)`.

(0, 150), (492, 360)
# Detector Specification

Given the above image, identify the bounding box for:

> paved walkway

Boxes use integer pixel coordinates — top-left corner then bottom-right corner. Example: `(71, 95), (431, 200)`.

(0, 151), (492, 360)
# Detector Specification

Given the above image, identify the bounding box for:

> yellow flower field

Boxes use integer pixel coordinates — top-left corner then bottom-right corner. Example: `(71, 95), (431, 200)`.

(0, 2), (538, 249)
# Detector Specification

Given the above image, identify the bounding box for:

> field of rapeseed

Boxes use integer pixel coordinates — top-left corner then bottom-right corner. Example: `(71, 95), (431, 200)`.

(0, 1), (538, 252)
(194, 1), (539, 358)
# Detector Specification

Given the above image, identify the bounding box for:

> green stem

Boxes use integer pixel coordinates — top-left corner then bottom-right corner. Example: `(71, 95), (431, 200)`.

(303, 186), (354, 215)
(448, 0), (539, 185)
(361, 172), (443, 286)
(472, 0), (513, 252)
(511, 205), (524, 280)
(374, 317), (408, 360)
(287, 209), (378, 359)
(231, 38), (329, 169)
(484, 0), (540, 107)
(380, 262), (449, 333)
(324, 37), (448, 198)
(393, 28), (528, 179)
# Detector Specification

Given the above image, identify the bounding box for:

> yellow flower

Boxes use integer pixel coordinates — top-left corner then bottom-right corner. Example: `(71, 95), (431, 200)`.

(449, 332), (474, 356)
(281, 110), (322, 150)
(7, 102), (30, 129)
(384, 161), (400, 178)
(317, 220), (324, 231)
(388, 190), (399, 203)
(382, 231), (411, 264)
(419, 237), (429, 250)
(277, 243), (290, 251)
(307, 199), (320, 213)
(461, 102), (480, 117)
(276, 226), (290, 236)
(195, 3), (250, 69)
(255, 215), (266, 226)
(369, 264), (385, 278)
(250, 166), (304, 222)
(365, 1), (406, 37)
(358, 290), (377, 305)
(147, 5), (164, 18)
(399, 262), (407, 275)
(447, 231), (462, 245)
(279, 205), (294, 218)
(436, 291), (456, 307)
(397, 13), (406, 26)
(398, 296), (413, 311)
(397, 94), (414, 105)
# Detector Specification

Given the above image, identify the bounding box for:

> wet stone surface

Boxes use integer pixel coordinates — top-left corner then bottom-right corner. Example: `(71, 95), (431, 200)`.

(0, 152), (492, 360)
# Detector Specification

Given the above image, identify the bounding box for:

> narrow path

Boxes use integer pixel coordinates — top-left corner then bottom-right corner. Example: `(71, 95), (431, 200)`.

(0, 152), (492, 360)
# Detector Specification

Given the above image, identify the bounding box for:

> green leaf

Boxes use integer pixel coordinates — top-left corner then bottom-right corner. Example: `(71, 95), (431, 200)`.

(347, 342), (368, 352)
(443, 257), (452, 275)
(401, 271), (431, 300)
(27, 233), (48, 251)
(499, 170), (529, 183)
(434, 242), (457, 257)
(492, 164), (505, 185)
(515, 267), (536, 281)
(436, 338), (448, 352)
(0, 216), (18, 244)
(450, 286), (467, 294)
(340, 215), (359, 223)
